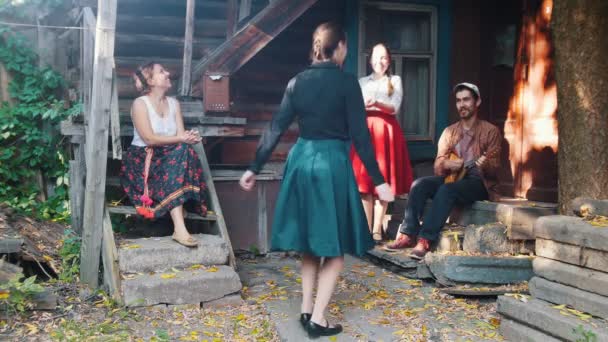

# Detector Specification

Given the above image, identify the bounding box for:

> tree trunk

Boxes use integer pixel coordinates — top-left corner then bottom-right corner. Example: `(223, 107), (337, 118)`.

(553, 0), (608, 213)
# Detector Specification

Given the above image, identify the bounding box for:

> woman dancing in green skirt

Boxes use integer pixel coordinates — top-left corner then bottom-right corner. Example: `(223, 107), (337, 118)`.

(239, 22), (394, 339)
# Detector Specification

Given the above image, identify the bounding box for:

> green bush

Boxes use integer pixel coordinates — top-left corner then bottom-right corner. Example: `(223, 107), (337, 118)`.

(0, 26), (80, 221)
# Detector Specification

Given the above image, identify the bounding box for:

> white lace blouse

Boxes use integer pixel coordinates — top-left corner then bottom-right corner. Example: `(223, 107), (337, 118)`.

(131, 96), (178, 147)
(358, 74), (403, 114)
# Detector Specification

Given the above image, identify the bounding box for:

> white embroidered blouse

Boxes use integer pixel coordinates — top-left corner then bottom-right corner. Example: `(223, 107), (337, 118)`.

(358, 74), (403, 114)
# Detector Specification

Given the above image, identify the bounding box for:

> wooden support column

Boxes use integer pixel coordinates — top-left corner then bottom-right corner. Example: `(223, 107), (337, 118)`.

(79, 0), (117, 288)
(179, 0), (195, 97)
(226, 0), (237, 38)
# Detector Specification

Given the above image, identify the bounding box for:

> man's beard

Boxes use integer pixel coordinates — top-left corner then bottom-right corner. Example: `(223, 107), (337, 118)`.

(459, 109), (474, 119)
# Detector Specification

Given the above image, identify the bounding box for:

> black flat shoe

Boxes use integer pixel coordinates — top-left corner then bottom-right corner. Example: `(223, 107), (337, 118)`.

(299, 313), (311, 329)
(306, 319), (343, 339)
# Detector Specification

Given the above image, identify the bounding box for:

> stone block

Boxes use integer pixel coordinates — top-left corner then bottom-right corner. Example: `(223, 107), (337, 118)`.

(456, 200), (556, 240)
(437, 228), (464, 252)
(424, 253), (533, 285)
(571, 197), (608, 217)
(463, 223), (508, 253)
(536, 238), (608, 273)
(529, 276), (608, 319)
(535, 215), (608, 252)
(533, 257), (608, 297)
(499, 317), (561, 342)
(118, 234), (229, 273)
(167, 303), (200, 311)
(122, 265), (242, 307)
(415, 263), (434, 280)
(497, 296), (608, 341)
(203, 293), (244, 309)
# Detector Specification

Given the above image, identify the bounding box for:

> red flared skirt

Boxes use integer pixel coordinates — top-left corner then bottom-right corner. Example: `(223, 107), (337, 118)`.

(350, 111), (413, 196)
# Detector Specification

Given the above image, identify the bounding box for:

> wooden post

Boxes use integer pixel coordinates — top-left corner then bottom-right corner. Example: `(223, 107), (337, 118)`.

(81, 7), (96, 126)
(110, 69), (122, 160)
(226, 0), (237, 38)
(102, 207), (121, 302)
(79, 0), (117, 288)
(69, 135), (86, 234)
(179, 0), (195, 97)
(238, 0), (252, 21)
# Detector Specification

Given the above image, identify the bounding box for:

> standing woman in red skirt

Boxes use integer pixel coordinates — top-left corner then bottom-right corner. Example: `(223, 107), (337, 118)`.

(120, 62), (209, 247)
(351, 43), (414, 242)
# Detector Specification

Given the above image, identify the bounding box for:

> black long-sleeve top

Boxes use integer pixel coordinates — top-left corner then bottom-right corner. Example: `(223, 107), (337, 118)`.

(249, 61), (385, 186)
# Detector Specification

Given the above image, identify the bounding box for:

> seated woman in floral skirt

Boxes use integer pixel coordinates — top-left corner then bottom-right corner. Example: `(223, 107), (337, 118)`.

(120, 62), (208, 247)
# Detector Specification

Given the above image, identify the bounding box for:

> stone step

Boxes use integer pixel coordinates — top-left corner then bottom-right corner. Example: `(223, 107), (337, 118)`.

(118, 234), (228, 273)
(535, 215), (608, 252)
(529, 276), (608, 319)
(122, 265), (241, 307)
(499, 318), (561, 342)
(533, 257), (608, 297)
(388, 197), (556, 240)
(497, 296), (608, 341)
(536, 238), (608, 273)
(571, 197), (608, 217)
(424, 253), (533, 285)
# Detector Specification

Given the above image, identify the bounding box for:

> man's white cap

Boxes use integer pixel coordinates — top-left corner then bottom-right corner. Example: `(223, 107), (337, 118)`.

(453, 82), (481, 99)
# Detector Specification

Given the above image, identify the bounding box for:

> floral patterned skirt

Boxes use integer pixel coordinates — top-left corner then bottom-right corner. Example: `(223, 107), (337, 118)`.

(120, 143), (208, 219)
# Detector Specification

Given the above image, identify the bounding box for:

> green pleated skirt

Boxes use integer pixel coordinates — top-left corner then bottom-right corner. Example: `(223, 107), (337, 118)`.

(270, 138), (375, 257)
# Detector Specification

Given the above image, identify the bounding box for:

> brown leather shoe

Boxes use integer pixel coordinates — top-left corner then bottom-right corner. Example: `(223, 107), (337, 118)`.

(384, 233), (417, 251)
(410, 238), (432, 259)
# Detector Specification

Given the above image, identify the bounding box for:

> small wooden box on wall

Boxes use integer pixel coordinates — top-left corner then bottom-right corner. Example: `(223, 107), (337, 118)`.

(203, 72), (230, 112)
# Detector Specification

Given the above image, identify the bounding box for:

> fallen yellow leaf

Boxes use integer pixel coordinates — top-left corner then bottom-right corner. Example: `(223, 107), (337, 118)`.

(206, 266), (219, 273)
(0, 290), (9, 300)
(161, 273), (176, 279)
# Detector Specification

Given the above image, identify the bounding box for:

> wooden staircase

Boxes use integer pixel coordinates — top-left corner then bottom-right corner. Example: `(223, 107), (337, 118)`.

(62, 0), (254, 305)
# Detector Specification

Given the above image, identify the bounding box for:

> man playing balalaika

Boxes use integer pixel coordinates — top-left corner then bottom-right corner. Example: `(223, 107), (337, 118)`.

(385, 83), (502, 259)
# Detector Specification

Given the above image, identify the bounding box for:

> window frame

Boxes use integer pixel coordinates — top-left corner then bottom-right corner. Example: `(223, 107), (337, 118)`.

(357, 1), (438, 142)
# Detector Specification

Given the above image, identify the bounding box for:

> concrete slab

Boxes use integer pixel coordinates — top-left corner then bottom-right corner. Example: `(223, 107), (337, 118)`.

(463, 223), (510, 254)
(499, 318), (561, 342)
(497, 296), (608, 341)
(122, 265), (241, 307)
(118, 234), (228, 273)
(529, 276), (608, 319)
(533, 257), (608, 297)
(202, 293), (245, 309)
(366, 245), (420, 269)
(425, 253), (533, 285)
(536, 238), (608, 273)
(535, 215), (608, 252)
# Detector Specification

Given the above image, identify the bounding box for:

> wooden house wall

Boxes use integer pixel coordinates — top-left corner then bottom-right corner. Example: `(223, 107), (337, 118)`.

(211, 0), (346, 167)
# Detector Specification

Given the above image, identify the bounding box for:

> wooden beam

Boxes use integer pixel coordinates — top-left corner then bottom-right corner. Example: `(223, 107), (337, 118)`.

(108, 205), (217, 221)
(61, 121), (245, 137)
(81, 7), (96, 125)
(192, 143), (237, 269)
(180, 0), (196, 96)
(189, 0), (317, 88)
(79, 0), (117, 288)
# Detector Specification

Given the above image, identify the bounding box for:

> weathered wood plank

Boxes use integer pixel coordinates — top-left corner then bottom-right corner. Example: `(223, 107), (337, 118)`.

(101, 207), (121, 303)
(191, 143), (237, 269)
(0, 238), (23, 254)
(536, 238), (608, 273)
(81, 7), (96, 125)
(115, 33), (222, 60)
(179, 0), (196, 97)
(117, 16), (226, 38)
(80, 0), (117, 288)
(110, 69), (122, 160)
(61, 121), (245, 137)
(0, 259), (22, 283)
(108, 205), (217, 221)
